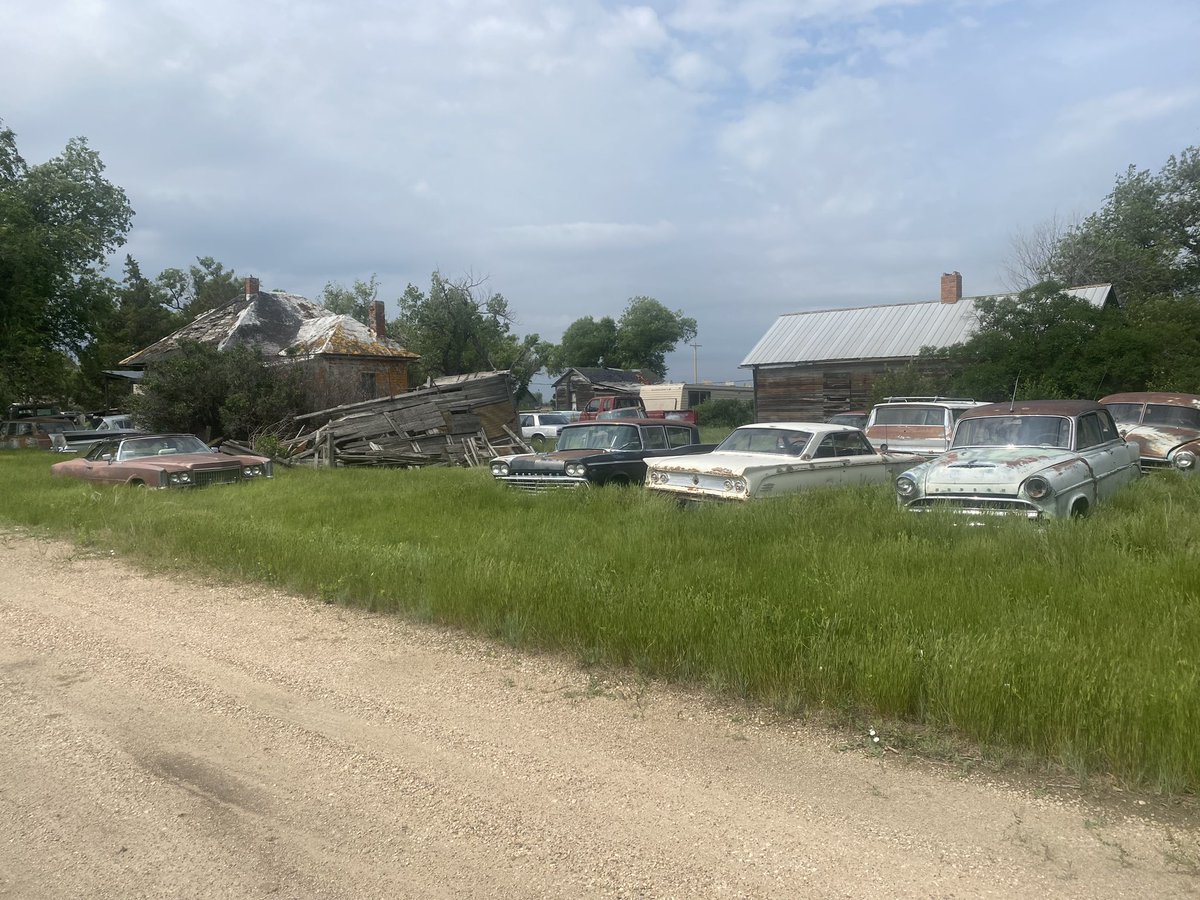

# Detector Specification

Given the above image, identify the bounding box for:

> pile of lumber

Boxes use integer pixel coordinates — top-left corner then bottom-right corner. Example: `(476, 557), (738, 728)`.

(284, 371), (531, 468)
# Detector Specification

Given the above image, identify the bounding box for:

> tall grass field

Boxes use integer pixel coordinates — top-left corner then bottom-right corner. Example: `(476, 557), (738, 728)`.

(3, 449), (1198, 793)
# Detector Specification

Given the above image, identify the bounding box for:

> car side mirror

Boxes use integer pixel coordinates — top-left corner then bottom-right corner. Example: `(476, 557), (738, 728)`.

(101, 453), (113, 462)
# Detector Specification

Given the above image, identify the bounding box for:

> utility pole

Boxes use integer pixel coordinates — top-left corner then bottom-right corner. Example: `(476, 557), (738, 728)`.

(688, 342), (702, 383)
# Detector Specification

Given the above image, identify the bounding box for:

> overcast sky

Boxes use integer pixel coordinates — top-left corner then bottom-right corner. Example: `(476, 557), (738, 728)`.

(4, 1), (1199, 391)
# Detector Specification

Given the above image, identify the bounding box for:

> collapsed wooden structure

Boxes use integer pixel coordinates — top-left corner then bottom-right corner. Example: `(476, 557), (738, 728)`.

(283, 371), (530, 467)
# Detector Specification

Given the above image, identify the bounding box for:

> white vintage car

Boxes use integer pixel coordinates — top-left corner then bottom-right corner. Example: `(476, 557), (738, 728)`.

(644, 423), (923, 501)
(894, 400), (1141, 519)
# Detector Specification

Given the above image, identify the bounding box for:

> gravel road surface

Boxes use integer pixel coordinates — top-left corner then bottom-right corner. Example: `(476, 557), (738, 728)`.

(1, 532), (1196, 899)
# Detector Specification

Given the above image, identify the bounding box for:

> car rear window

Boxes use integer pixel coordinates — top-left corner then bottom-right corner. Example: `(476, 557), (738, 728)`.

(873, 407), (944, 426)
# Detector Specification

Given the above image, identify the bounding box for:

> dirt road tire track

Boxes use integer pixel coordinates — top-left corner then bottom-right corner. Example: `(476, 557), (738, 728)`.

(0, 532), (1195, 898)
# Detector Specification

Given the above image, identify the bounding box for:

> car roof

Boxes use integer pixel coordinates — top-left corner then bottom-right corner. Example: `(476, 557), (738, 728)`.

(874, 397), (982, 408)
(1099, 392), (1200, 408)
(733, 422), (861, 432)
(563, 418), (692, 428)
(959, 400), (1105, 419)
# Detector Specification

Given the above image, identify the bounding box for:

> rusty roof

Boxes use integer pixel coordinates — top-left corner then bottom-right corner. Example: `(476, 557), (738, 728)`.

(740, 284), (1115, 368)
(120, 290), (419, 366)
(1099, 392), (1200, 408)
(960, 400), (1105, 419)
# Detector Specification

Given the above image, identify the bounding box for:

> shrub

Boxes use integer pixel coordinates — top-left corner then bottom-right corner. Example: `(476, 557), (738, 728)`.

(694, 398), (755, 429)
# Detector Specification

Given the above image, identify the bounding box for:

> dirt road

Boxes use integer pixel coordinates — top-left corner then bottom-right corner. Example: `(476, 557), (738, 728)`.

(1, 532), (1195, 899)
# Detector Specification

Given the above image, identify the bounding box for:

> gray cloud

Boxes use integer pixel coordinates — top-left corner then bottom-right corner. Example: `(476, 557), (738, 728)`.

(3, 0), (1198, 385)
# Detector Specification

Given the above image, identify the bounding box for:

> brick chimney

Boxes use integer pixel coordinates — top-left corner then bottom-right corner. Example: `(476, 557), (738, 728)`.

(940, 271), (962, 304)
(244, 276), (260, 298)
(368, 300), (387, 340)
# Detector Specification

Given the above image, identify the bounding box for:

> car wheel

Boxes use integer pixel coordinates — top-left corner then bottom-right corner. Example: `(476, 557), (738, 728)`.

(530, 434), (549, 451)
(128, 479), (147, 488)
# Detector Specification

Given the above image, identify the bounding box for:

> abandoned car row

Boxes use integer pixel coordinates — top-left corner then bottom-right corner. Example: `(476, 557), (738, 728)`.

(15, 391), (1200, 521)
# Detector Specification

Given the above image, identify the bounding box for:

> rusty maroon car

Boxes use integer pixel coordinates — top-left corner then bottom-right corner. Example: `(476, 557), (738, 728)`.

(1100, 392), (1200, 474)
(51, 434), (272, 488)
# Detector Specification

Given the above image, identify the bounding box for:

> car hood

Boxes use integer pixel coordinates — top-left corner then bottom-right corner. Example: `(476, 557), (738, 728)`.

(648, 450), (794, 477)
(1122, 424), (1200, 459)
(502, 449), (602, 471)
(917, 447), (1076, 490)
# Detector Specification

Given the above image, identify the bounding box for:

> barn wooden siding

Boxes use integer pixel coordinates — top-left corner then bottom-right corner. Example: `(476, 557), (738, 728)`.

(751, 361), (942, 422)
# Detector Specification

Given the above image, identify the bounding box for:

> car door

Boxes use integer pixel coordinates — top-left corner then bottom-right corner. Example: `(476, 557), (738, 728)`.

(1077, 412), (1135, 498)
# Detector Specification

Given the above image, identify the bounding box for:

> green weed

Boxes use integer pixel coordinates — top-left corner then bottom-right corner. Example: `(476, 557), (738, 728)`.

(4, 449), (1199, 793)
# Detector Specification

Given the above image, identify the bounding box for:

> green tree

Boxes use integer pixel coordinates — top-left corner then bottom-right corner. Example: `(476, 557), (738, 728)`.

(0, 121), (133, 408)
(551, 297), (697, 379)
(131, 341), (304, 440)
(613, 296), (697, 379)
(390, 272), (550, 398)
(320, 275), (378, 324)
(927, 282), (1142, 401)
(156, 256), (240, 318)
(549, 315), (618, 371)
(1045, 147), (1200, 300)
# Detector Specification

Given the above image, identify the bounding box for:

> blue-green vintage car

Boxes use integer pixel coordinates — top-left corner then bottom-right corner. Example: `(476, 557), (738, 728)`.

(894, 400), (1141, 519)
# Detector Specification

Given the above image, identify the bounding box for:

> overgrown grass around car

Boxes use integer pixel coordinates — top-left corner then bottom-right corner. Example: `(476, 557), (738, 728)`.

(3, 449), (1199, 793)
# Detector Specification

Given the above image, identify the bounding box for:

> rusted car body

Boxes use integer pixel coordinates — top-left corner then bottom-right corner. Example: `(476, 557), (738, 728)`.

(490, 419), (711, 491)
(0, 417), (75, 450)
(865, 397), (986, 457)
(645, 423), (923, 501)
(894, 400), (1140, 519)
(1099, 392), (1200, 473)
(50, 434), (272, 488)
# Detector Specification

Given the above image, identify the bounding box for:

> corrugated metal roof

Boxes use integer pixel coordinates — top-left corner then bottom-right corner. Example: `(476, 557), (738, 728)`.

(740, 284), (1114, 368)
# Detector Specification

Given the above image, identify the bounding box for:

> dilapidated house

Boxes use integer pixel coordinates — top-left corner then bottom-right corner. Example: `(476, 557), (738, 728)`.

(120, 278), (420, 407)
(741, 273), (1118, 422)
(551, 367), (655, 411)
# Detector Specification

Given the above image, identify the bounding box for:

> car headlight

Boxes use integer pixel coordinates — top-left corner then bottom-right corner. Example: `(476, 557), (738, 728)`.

(565, 463), (587, 477)
(491, 462), (510, 477)
(732, 478), (746, 493)
(1024, 475), (1053, 500)
(895, 475), (917, 498)
(1174, 450), (1196, 471)
(169, 472), (192, 485)
(242, 465), (265, 477)
(649, 471), (665, 484)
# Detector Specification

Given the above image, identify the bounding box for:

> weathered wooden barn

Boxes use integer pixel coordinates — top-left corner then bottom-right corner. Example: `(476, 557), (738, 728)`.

(740, 273), (1117, 422)
(551, 367), (653, 411)
(120, 278), (420, 408)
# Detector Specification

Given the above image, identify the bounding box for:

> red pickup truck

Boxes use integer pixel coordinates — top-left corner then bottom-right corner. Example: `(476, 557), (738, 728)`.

(578, 394), (697, 424)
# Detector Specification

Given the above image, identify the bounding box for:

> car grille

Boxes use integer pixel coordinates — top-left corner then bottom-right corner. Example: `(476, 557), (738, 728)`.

(194, 466), (242, 488)
(907, 496), (1040, 518)
(497, 474), (588, 493)
(1140, 458), (1171, 472)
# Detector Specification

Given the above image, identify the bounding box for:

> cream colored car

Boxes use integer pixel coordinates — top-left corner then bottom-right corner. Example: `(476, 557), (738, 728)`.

(645, 423), (922, 501)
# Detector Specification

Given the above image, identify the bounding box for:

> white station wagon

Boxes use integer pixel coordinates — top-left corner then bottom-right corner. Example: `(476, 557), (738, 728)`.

(645, 423), (923, 501)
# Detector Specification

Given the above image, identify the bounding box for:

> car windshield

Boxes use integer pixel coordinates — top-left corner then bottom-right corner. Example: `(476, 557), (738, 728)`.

(1144, 404), (1200, 430)
(952, 416), (1071, 449)
(716, 427), (813, 455)
(116, 435), (211, 460)
(556, 424), (641, 451)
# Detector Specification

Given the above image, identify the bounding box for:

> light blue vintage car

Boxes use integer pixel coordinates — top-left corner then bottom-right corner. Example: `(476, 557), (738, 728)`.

(894, 400), (1141, 519)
